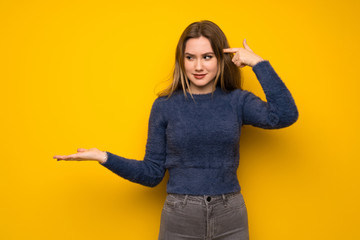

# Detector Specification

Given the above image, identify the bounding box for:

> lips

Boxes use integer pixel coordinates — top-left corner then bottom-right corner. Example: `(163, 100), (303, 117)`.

(193, 74), (207, 79)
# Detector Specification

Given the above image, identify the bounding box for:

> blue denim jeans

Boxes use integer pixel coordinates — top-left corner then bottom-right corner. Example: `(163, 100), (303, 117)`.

(158, 192), (249, 240)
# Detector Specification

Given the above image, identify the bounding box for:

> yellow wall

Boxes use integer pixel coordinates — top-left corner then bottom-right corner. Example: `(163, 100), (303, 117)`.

(1, 0), (359, 239)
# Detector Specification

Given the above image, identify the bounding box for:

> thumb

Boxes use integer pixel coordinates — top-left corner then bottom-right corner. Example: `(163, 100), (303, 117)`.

(77, 148), (88, 152)
(243, 39), (253, 52)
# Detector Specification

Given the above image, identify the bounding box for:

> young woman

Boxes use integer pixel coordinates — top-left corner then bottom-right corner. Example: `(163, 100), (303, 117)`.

(54, 20), (298, 240)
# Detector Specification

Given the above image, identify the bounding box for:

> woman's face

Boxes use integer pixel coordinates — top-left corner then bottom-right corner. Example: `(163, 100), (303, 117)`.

(184, 36), (218, 94)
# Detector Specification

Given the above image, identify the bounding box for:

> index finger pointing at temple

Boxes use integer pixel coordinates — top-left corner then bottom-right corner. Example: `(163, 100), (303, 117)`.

(223, 48), (240, 53)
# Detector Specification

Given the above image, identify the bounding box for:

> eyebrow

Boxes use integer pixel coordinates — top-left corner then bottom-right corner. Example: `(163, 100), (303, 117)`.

(184, 52), (215, 55)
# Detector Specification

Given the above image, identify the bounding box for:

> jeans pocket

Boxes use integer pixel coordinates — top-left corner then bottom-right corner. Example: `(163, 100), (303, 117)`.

(221, 193), (246, 217)
(230, 193), (245, 207)
(163, 194), (184, 211)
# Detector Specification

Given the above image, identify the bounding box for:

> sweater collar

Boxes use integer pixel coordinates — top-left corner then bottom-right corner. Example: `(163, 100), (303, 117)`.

(185, 86), (222, 101)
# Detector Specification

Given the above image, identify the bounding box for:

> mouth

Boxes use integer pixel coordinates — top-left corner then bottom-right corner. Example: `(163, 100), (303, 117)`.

(193, 74), (207, 79)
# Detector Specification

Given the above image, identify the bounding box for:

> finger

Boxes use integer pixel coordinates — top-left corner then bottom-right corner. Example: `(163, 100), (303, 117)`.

(223, 48), (240, 53)
(243, 39), (253, 52)
(232, 58), (241, 67)
(233, 53), (241, 64)
(54, 153), (79, 160)
(66, 153), (82, 160)
(53, 155), (68, 161)
(77, 148), (87, 152)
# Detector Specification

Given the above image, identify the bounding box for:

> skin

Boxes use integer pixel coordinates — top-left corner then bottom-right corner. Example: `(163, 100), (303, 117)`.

(224, 39), (264, 68)
(184, 36), (218, 94)
(53, 38), (264, 163)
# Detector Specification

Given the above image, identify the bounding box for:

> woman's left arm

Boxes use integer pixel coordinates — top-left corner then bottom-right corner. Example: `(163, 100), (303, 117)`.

(224, 40), (299, 129)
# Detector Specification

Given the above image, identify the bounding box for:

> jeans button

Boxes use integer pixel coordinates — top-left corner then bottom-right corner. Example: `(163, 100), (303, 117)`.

(206, 196), (211, 202)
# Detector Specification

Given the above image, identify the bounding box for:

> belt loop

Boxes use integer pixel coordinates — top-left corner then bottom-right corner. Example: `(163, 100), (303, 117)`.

(222, 194), (228, 207)
(182, 195), (188, 207)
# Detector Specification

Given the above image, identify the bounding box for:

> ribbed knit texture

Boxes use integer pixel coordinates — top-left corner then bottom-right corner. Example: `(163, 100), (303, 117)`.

(101, 61), (298, 195)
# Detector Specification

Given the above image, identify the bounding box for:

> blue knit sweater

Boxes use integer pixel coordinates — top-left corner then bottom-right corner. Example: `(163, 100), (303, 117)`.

(101, 60), (298, 195)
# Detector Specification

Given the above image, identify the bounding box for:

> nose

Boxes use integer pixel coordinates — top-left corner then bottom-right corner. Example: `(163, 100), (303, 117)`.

(195, 59), (203, 72)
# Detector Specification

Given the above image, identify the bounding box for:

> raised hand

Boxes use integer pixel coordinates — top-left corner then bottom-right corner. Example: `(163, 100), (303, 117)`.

(223, 39), (264, 68)
(53, 148), (108, 164)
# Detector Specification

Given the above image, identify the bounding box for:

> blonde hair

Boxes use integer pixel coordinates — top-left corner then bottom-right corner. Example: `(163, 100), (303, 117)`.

(157, 20), (241, 99)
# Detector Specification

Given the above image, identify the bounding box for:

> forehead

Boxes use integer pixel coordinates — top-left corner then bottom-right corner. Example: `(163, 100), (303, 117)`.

(185, 36), (213, 54)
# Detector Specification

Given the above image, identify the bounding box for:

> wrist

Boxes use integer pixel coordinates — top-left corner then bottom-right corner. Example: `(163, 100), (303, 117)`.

(98, 151), (108, 164)
(251, 56), (264, 67)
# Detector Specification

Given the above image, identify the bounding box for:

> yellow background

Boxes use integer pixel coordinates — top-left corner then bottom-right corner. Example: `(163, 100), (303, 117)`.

(1, 0), (359, 239)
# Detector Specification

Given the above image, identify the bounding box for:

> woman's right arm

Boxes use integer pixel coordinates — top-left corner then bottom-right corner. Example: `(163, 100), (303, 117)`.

(53, 98), (167, 187)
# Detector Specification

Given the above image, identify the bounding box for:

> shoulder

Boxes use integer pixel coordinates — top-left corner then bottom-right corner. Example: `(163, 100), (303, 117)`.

(225, 88), (252, 103)
(150, 92), (181, 119)
(151, 96), (167, 112)
(223, 88), (263, 113)
(154, 89), (186, 106)
(153, 95), (168, 105)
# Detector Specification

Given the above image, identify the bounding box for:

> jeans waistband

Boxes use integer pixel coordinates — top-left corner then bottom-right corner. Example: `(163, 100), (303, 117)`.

(167, 191), (240, 206)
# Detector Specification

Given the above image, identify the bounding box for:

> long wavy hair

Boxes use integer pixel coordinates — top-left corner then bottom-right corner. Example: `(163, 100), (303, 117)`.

(157, 20), (241, 98)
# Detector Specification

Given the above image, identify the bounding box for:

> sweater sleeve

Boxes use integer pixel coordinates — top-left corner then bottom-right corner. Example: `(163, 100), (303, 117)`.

(241, 60), (298, 129)
(99, 98), (167, 187)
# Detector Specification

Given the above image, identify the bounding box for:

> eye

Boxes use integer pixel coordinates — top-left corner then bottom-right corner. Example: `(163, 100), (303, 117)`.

(185, 55), (193, 60)
(204, 55), (213, 60)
